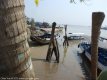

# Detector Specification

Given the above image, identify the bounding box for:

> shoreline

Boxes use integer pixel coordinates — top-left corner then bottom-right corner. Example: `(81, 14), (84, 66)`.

(29, 36), (86, 80)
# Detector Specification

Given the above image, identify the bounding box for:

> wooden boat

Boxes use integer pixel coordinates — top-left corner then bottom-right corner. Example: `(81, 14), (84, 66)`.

(30, 33), (51, 44)
(30, 35), (50, 44)
(67, 33), (84, 40)
(78, 36), (107, 71)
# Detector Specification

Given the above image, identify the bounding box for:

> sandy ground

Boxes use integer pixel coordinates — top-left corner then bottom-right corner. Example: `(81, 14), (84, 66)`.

(29, 36), (85, 80)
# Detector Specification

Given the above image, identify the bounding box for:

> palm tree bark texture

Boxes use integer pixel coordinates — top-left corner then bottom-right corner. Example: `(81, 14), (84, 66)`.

(0, 0), (35, 79)
(91, 12), (105, 80)
(46, 22), (59, 63)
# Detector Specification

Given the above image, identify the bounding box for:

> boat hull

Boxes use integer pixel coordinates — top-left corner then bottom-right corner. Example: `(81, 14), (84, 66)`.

(79, 43), (107, 71)
(30, 36), (50, 44)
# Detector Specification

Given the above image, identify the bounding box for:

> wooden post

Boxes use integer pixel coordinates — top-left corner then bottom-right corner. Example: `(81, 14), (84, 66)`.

(46, 22), (59, 63)
(91, 12), (105, 80)
(0, 0), (35, 79)
(63, 25), (69, 46)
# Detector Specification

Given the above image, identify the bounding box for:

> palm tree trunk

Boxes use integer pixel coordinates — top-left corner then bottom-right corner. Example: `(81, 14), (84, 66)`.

(91, 12), (105, 80)
(0, 0), (35, 79)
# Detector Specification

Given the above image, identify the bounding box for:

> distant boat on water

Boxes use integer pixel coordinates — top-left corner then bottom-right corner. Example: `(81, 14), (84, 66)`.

(67, 33), (84, 40)
(101, 26), (107, 30)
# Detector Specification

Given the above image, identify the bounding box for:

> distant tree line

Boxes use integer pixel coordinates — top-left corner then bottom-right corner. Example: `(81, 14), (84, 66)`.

(26, 17), (50, 28)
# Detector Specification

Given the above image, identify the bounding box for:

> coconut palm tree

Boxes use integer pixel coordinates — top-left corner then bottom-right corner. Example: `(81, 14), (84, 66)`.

(0, 0), (35, 79)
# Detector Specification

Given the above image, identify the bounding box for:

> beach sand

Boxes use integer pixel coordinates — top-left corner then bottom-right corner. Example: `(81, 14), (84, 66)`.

(29, 36), (85, 80)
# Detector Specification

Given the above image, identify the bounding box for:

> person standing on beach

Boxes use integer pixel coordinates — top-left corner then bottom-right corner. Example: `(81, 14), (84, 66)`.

(63, 25), (69, 46)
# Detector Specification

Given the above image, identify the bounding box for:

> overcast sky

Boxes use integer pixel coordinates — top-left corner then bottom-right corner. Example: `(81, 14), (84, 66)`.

(25, 0), (107, 26)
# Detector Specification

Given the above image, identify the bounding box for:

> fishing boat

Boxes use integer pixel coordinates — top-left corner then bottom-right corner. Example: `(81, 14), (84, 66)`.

(67, 33), (84, 40)
(78, 36), (107, 71)
(30, 33), (51, 44)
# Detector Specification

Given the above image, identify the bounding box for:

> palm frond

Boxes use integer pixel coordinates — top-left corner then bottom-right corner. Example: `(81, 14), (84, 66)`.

(70, 0), (85, 3)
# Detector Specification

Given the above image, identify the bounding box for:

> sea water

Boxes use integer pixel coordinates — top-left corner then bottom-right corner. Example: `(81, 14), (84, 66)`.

(65, 25), (107, 38)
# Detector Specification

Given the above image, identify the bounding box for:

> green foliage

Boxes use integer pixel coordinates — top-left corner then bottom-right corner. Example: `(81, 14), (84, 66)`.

(98, 70), (107, 80)
(26, 17), (35, 27)
(70, 0), (85, 3)
(31, 18), (35, 28)
(35, 0), (39, 6)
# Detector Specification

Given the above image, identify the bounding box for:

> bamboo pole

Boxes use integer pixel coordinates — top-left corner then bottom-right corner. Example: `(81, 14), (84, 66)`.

(91, 12), (105, 80)
(0, 0), (35, 79)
